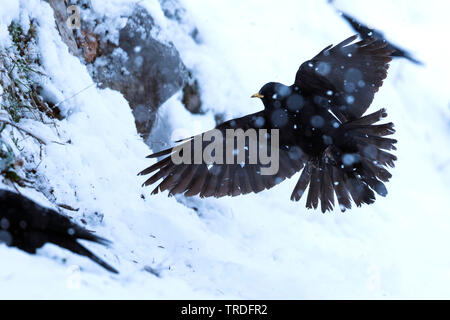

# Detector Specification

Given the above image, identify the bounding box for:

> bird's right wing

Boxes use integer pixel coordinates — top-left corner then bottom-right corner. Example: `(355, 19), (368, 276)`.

(139, 111), (308, 198)
(294, 35), (393, 122)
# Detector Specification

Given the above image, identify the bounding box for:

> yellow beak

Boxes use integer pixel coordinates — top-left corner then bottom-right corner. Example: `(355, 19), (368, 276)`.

(251, 93), (264, 99)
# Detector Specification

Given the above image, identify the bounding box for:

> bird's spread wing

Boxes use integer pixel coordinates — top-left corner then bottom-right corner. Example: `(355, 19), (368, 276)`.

(139, 111), (308, 198)
(294, 35), (393, 121)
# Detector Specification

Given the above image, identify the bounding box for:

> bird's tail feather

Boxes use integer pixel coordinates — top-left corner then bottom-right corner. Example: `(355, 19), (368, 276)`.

(72, 227), (113, 247)
(59, 239), (119, 274)
(291, 108), (397, 212)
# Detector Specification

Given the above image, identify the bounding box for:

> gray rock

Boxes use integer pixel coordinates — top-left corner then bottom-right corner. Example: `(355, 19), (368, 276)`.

(159, 0), (202, 44)
(44, 1), (189, 139)
(92, 6), (189, 139)
(182, 71), (203, 114)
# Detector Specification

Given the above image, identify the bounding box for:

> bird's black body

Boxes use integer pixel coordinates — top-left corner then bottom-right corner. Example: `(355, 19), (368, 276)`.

(0, 190), (118, 273)
(258, 82), (341, 157)
(340, 12), (423, 65)
(139, 35), (397, 212)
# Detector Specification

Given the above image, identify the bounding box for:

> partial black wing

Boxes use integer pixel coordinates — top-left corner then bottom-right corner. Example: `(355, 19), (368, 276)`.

(340, 12), (423, 65)
(0, 190), (118, 273)
(294, 35), (393, 121)
(139, 111), (307, 198)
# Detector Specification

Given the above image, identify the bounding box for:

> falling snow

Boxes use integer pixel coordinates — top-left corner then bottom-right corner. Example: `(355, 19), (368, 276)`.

(0, 0), (449, 300)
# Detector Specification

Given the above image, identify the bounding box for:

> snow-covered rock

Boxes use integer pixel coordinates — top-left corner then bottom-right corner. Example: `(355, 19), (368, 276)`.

(91, 4), (189, 138)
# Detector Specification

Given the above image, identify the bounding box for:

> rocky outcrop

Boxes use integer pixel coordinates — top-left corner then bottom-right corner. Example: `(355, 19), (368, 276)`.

(182, 72), (203, 114)
(44, 1), (190, 140)
(92, 7), (189, 139)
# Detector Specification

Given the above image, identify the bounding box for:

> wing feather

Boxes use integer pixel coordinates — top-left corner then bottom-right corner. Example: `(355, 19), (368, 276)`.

(294, 35), (394, 121)
(140, 111), (308, 198)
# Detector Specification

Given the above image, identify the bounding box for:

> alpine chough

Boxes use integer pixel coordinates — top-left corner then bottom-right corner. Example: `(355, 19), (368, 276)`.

(139, 35), (397, 213)
(0, 189), (118, 273)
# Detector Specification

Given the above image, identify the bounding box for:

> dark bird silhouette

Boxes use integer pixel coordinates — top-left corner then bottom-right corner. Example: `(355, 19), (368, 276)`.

(339, 11), (423, 65)
(139, 35), (397, 212)
(0, 190), (118, 273)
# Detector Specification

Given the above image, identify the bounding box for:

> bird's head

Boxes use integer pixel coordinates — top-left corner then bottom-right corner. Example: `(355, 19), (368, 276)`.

(251, 82), (292, 109)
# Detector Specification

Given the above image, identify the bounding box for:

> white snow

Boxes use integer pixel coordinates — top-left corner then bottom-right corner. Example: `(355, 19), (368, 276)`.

(0, 0), (449, 299)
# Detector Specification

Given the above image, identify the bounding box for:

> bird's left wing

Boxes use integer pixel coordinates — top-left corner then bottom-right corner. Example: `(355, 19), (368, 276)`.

(294, 35), (393, 121)
(139, 111), (307, 198)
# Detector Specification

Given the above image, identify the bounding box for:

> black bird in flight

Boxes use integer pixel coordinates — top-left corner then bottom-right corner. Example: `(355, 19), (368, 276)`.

(139, 35), (397, 213)
(339, 11), (423, 65)
(0, 190), (118, 273)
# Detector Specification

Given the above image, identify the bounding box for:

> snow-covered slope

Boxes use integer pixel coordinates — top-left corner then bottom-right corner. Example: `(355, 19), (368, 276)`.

(0, 0), (449, 299)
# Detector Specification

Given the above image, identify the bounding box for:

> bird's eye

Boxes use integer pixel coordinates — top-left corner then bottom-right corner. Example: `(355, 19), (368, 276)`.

(272, 93), (278, 99)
